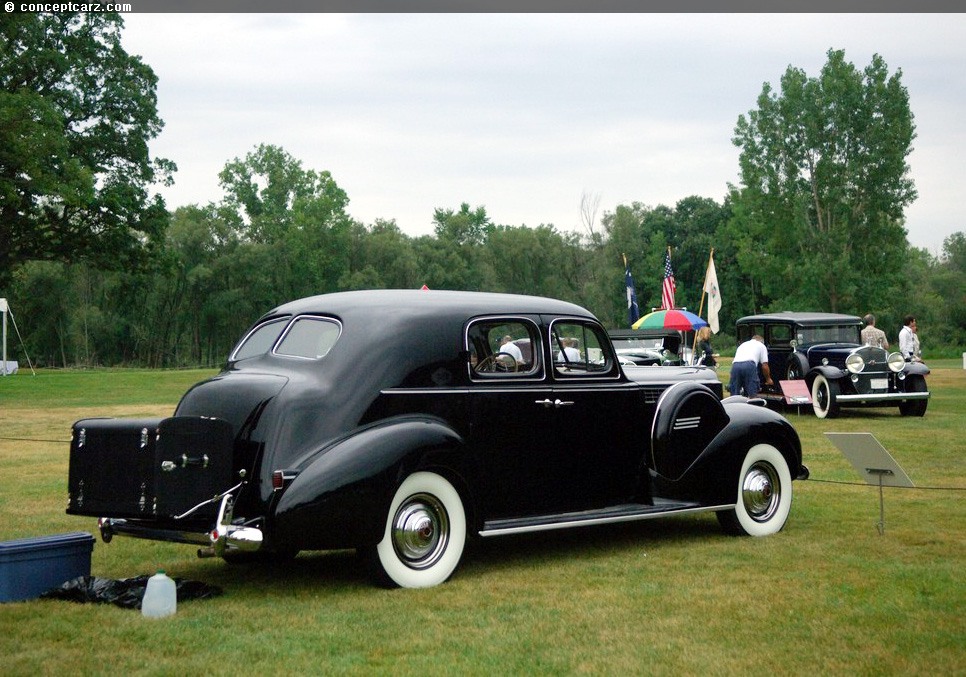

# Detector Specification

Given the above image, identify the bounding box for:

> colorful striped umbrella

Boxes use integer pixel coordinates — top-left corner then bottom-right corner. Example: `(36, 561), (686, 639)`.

(631, 309), (708, 331)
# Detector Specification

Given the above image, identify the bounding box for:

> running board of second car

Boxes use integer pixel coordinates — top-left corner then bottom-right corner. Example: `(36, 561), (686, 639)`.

(479, 499), (732, 537)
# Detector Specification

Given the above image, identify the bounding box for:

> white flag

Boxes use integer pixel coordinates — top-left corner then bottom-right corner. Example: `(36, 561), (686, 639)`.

(703, 254), (721, 334)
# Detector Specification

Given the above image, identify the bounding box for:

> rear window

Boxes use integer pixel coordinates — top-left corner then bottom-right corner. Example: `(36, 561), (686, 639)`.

(275, 317), (342, 359)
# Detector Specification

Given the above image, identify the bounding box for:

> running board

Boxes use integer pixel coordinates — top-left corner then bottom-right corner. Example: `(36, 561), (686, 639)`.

(479, 500), (733, 537)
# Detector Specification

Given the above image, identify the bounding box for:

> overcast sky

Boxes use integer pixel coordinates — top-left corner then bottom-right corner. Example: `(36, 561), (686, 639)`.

(120, 13), (965, 255)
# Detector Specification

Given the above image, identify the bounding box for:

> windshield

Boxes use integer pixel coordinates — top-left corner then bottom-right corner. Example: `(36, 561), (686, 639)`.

(612, 337), (664, 351)
(798, 324), (861, 345)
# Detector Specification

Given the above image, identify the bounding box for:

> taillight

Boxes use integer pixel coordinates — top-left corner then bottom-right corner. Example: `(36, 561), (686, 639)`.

(272, 469), (299, 490)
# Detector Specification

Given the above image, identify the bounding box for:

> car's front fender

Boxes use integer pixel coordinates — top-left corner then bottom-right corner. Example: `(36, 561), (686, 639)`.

(805, 364), (845, 387)
(903, 361), (930, 377)
(652, 400), (804, 506)
(271, 416), (465, 550)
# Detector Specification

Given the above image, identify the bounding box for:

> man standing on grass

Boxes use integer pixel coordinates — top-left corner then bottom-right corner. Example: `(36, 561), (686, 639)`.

(729, 334), (772, 398)
(861, 314), (890, 349)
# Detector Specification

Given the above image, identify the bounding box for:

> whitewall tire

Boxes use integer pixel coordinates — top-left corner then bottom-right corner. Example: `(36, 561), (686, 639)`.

(371, 471), (466, 588)
(717, 444), (792, 537)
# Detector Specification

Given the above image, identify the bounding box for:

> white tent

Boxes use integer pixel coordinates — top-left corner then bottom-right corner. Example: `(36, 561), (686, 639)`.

(1, 298), (34, 376)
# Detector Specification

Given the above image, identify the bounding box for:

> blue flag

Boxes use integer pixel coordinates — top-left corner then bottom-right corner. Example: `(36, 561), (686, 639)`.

(625, 266), (640, 327)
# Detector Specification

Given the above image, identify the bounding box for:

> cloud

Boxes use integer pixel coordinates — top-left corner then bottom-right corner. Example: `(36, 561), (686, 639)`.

(123, 13), (966, 254)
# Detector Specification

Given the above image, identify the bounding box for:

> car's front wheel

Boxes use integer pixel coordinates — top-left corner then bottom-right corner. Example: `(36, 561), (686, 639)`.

(899, 374), (928, 417)
(811, 374), (840, 419)
(368, 471), (466, 589)
(717, 443), (792, 536)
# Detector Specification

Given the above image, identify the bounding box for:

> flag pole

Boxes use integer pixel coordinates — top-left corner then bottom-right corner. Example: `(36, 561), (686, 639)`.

(696, 248), (713, 320)
(692, 249), (714, 364)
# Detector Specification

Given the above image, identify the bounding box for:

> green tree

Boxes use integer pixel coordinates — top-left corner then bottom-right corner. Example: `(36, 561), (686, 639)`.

(340, 219), (422, 290)
(731, 48), (916, 313)
(927, 231), (966, 348)
(482, 224), (582, 300)
(433, 203), (490, 246)
(218, 144), (353, 299)
(0, 13), (174, 285)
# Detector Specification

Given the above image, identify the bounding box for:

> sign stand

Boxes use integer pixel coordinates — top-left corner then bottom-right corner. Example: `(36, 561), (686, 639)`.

(824, 432), (914, 535)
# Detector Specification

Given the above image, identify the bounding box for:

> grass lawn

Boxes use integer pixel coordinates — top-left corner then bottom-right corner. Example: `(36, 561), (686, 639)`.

(1, 364), (963, 675)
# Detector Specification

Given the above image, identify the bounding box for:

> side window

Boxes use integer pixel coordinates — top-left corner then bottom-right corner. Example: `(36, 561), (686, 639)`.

(275, 317), (342, 359)
(737, 323), (764, 344)
(768, 324), (792, 348)
(467, 319), (541, 378)
(231, 317), (289, 361)
(550, 321), (613, 376)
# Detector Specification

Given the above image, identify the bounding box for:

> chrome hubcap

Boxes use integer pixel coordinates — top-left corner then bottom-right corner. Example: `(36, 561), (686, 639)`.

(392, 493), (449, 569)
(742, 462), (780, 522)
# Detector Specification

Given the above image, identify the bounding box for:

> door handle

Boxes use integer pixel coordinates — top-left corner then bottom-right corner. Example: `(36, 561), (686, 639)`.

(534, 399), (574, 409)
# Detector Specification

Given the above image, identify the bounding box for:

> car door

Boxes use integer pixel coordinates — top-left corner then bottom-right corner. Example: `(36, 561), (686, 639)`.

(547, 319), (643, 511)
(463, 317), (562, 519)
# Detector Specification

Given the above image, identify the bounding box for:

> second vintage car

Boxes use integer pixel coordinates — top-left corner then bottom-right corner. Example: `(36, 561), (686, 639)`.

(735, 312), (930, 418)
(67, 290), (808, 588)
(608, 328), (694, 366)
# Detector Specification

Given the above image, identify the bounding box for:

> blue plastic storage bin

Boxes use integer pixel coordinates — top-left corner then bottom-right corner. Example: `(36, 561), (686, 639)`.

(0, 532), (95, 603)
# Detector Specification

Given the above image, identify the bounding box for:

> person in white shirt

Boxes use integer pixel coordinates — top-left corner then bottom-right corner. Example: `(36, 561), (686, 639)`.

(898, 316), (919, 361)
(728, 335), (772, 397)
(556, 337), (580, 363)
(499, 335), (524, 363)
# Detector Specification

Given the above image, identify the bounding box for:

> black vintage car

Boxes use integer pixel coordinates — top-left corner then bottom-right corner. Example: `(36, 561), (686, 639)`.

(736, 312), (930, 419)
(68, 290), (808, 588)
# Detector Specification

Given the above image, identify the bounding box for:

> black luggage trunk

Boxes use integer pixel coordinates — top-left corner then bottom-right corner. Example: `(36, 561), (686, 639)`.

(67, 416), (234, 520)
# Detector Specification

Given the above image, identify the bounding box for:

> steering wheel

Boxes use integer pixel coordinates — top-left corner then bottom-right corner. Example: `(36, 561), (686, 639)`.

(476, 352), (518, 373)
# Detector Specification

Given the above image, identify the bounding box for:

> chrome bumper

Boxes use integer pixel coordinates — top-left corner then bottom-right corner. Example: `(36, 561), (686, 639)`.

(835, 391), (930, 403)
(98, 490), (263, 557)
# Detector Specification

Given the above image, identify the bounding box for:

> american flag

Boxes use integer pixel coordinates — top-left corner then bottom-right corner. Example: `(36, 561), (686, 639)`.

(660, 249), (676, 310)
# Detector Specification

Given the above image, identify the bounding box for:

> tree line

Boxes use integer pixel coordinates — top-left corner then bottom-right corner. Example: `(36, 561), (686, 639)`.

(2, 16), (963, 368)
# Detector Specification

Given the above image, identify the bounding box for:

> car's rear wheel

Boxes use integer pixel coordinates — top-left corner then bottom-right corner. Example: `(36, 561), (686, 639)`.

(811, 374), (840, 419)
(368, 471), (466, 588)
(899, 374), (928, 417)
(786, 356), (805, 381)
(717, 443), (792, 537)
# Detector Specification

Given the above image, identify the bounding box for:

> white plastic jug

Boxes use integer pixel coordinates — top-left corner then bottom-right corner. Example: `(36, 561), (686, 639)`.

(141, 570), (177, 618)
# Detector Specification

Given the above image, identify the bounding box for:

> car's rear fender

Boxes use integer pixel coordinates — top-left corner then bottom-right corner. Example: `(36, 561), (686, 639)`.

(271, 416), (466, 550)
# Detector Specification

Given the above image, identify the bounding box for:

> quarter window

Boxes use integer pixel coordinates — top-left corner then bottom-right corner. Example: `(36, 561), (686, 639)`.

(275, 317), (342, 359)
(231, 318), (289, 361)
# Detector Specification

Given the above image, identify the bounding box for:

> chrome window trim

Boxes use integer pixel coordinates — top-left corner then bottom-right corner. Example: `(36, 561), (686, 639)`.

(548, 318), (622, 382)
(229, 316), (291, 362)
(272, 315), (344, 361)
(466, 315), (547, 383)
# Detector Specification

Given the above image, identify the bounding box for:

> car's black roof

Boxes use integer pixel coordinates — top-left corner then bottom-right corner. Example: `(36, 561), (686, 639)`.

(737, 312), (861, 326)
(266, 289), (595, 324)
